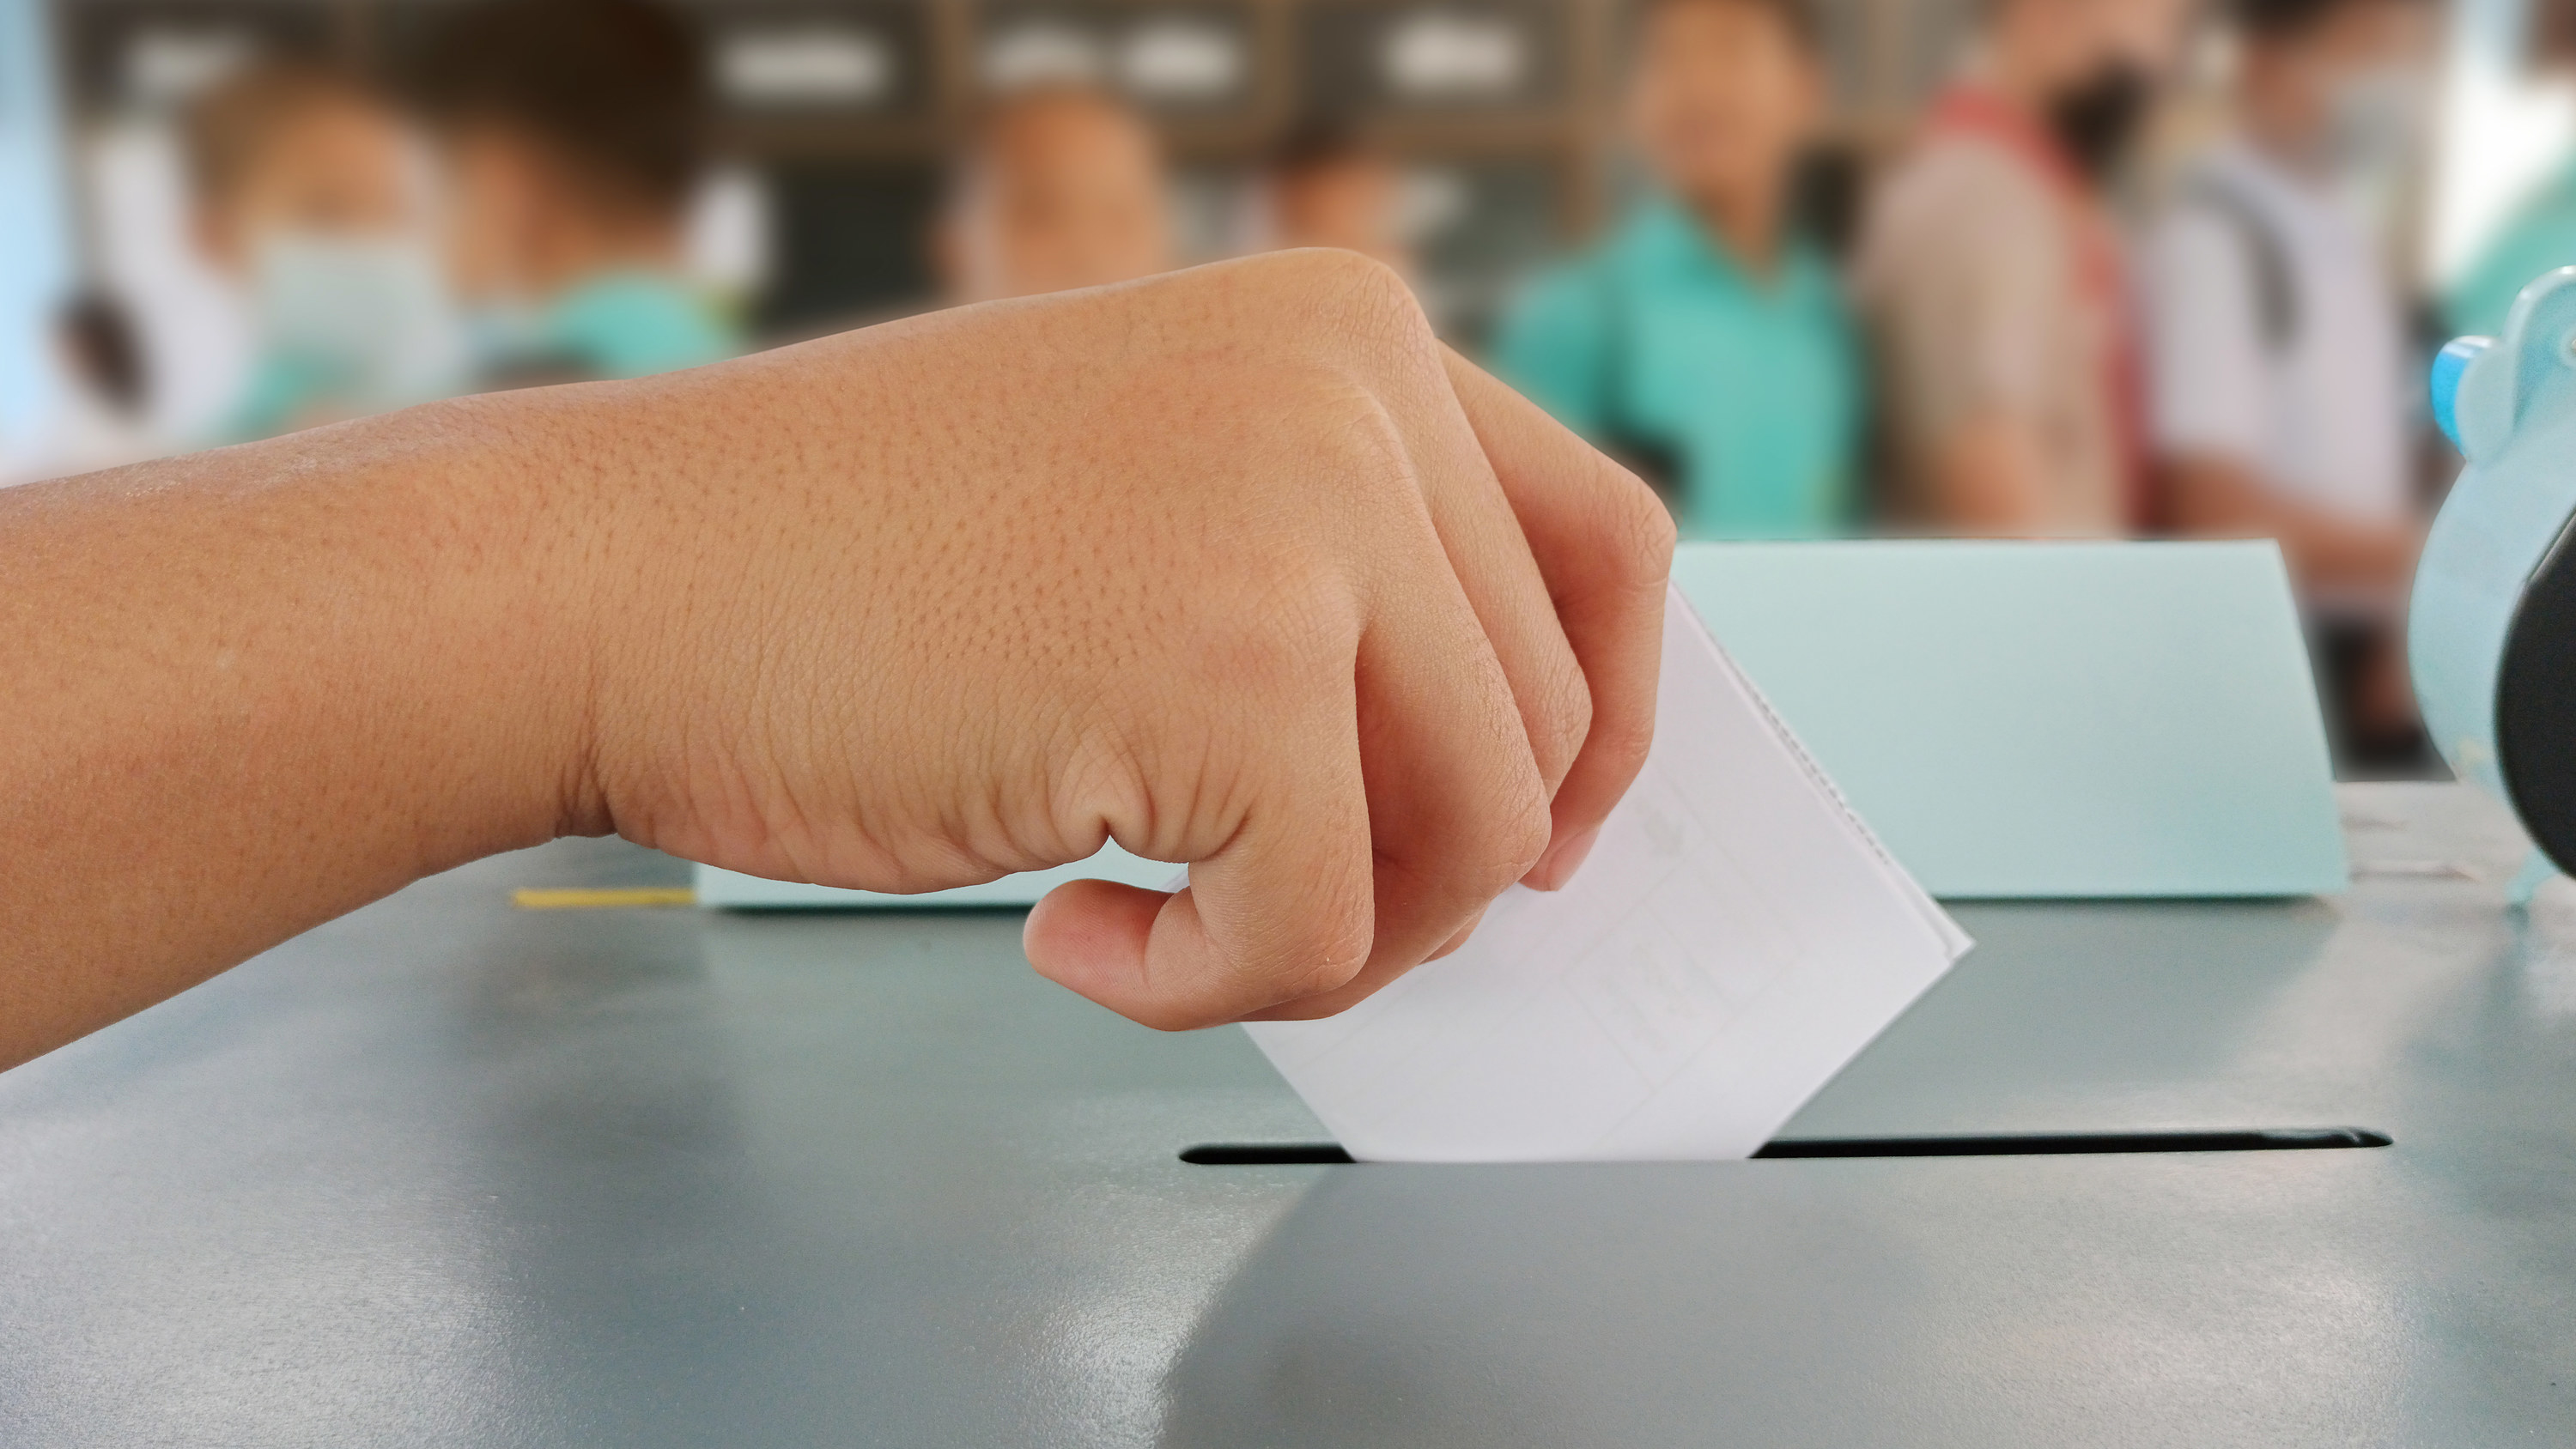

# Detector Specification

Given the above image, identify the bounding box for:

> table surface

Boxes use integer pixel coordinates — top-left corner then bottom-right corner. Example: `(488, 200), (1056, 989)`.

(4, 784), (2572, 1446)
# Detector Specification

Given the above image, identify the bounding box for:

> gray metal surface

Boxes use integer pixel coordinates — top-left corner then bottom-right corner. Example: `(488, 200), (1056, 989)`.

(3, 784), (2571, 1446)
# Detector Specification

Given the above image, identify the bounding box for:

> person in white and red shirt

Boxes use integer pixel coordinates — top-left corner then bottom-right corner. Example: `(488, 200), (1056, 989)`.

(1856, 0), (2189, 537)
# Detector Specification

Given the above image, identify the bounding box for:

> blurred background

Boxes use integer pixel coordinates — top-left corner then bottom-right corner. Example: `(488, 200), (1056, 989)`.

(5, 0), (2576, 773)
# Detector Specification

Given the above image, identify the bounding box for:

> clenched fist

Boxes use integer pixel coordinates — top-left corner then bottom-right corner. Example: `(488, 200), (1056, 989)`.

(1, 250), (1672, 1066)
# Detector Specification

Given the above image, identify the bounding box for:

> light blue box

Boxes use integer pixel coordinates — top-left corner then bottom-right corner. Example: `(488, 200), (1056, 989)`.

(1676, 540), (2347, 898)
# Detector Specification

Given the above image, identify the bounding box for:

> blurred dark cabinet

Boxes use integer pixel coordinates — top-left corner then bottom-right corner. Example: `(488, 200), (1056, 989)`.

(761, 158), (941, 326)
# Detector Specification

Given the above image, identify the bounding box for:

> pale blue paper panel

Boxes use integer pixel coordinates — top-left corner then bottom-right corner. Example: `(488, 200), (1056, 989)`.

(1675, 540), (2348, 898)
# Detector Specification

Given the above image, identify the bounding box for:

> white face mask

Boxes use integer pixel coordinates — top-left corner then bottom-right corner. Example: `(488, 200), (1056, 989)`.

(460, 298), (547, 372)
(249, 232), (468, 409)
(2317, 63), (2427, 246)
(2323, 63), (2427, 176)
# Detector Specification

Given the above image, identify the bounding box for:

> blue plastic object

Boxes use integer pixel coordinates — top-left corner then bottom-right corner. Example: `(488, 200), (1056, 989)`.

(2429, 336), (2488, 450)
(2409, 267), (2576, 899)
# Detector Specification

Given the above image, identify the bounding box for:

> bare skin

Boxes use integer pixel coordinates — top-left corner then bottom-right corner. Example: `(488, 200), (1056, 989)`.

(2161, 455), (2415, 597)
(936, 89), (1176, 303)
(440, 123), (686, 310)
(1625, 0), (1825, 281)
(0, 251), (1673, 1070)
(192, 91), (422, 277)
(1272, 155), (1413, 277)
(1929, 414), (2058, 537)
(2236, 0), (2431, 167)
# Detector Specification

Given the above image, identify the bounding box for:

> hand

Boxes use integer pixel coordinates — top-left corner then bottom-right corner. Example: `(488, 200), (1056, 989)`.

(1, 250), (1668, 1065)
(574, 251), (1674, 1027)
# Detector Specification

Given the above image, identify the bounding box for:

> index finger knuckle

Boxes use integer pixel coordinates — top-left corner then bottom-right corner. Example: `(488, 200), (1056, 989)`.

(1600, 468), (1678, 590)
(1528, 649), (1595, 789)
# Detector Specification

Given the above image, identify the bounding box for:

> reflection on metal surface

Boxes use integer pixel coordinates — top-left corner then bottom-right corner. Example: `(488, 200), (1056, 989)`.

(1157, 1151), (2439, 1447)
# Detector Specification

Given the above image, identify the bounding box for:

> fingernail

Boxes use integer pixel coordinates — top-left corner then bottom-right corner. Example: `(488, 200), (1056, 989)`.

(1528, 824), (1601, 892)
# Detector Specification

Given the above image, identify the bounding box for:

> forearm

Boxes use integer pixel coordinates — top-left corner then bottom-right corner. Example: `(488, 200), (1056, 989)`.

(1927, 412), (2053, 536)
(0, 254), (1672, 1058)
(2161, 453), (2415, 595)
(0, 395), (601, 1068)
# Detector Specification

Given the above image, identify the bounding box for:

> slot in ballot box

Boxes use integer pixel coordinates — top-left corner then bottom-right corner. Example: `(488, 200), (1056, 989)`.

(696, 539), (2346, 906)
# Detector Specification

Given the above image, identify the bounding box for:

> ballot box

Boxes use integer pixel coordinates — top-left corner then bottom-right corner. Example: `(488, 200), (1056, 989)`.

(3, 785), (2572, 1445)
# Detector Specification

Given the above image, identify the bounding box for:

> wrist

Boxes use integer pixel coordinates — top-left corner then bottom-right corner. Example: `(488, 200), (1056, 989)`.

(334, 390), (617, 863)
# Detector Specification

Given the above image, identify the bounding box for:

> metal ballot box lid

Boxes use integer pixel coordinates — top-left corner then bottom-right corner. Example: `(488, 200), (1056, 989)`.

(2, 785), (2570, 1446)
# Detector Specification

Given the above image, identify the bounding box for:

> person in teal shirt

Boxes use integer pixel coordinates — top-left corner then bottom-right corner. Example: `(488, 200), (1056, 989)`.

(177, 61), (475, 443)
(530, 270), (737, 383)
(2448, 156), (2576, 339)
(1494, 0), (1859, 540)
(415, 0), (740, 388)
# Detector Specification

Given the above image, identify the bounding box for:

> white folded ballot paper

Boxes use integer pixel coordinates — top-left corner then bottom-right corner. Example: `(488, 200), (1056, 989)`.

(1242, 586), (1972, 1162)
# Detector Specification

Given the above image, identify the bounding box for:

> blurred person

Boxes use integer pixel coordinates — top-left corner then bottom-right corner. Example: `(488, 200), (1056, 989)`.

(1491, 0), (1859, 539)
(12, 294), (168, 484)
(2140, 0), (2431, 753)
(412, 0), (736, 383)
(183, 59), (464, 440)
(1854, 0), (2189, 535)
(935, 86), (1175, 303)
(1263, 122), (1415, 277)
